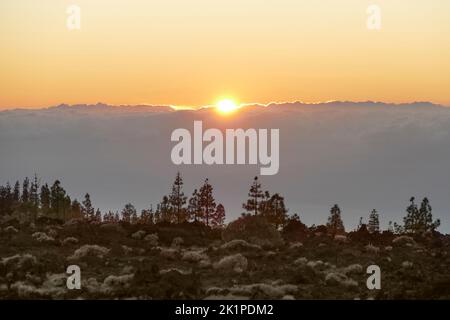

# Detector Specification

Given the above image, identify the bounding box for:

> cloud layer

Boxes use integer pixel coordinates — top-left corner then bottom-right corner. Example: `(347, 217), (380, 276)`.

(1, 101), (449, 232)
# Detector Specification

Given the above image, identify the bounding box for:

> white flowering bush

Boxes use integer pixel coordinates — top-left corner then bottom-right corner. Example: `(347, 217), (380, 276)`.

(32, 232), (55, 243)
(68, 244), (110, 260)
(61, 237), (79, 246)
(213, 253), (248, 273)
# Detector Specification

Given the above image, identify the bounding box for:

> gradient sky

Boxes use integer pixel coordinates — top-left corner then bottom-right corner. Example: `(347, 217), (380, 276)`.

(1, 0), (450, 109)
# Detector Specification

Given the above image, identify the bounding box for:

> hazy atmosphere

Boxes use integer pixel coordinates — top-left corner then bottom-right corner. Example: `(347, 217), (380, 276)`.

(1, 101), (449, 232)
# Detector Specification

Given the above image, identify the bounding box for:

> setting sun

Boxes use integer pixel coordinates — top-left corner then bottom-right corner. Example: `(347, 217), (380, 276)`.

(217, 99), (239, 114)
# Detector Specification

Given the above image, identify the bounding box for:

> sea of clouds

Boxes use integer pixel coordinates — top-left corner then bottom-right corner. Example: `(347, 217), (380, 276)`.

(1, 101), (449, 232)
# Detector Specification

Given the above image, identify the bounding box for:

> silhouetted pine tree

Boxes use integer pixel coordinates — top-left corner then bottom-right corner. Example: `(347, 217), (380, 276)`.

(212, 203), (226, 228)
(357, 217), (365, 231)
(95, 208), (102, 223)
(21, 177), (30, 203)
(259, 191), (271, 216)
(188, 189), (202, 222)
(168, 172), (187, 223)
(40, 183), (51, 216)
(82, 193), (94, 221)
(0, 183), (13, 215)
(103, 211), (113, 222)
(70, 199), (82, 220)
(265, 193), (288, 228)
(154, 204), (161, 223)
(327, 204), (345, 236)
(29, 175), (40, 220)
(50, 180), (70, 220)
(159, 196), (172, 222)
(131, 208), (139, 224)
(199, 178), (216, 227)
(403, 197), (440, 234)
(140, 206), (154, 224)
(13, 181), (20, 203)
(368, 209), (380, 233)
(243, 176), (265, 216)
(121, 203), (136, 223)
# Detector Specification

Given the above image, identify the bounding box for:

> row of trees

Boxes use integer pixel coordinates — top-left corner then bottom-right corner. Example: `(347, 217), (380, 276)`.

(0, 175), (442, 234)
(0, 176), (84, 222)
(0, 174), (287, 229)
(325, 197), (441, 236)
(139, 173), (226, 227)
(0, 173), (226, 227)
(242, 176), (288, 228)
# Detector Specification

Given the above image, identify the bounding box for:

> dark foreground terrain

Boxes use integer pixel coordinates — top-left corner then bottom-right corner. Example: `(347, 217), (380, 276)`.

(0, 220), (449, 300)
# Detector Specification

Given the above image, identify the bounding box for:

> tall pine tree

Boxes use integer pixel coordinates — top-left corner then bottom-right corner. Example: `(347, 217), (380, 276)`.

(159, 196), (172, 222)
(70, 199), (82, 220)
(168, 172), (187, 223)
(121, 203), (137, 223)
(29, 175), (40, 220)
(40, 183), (51, 216)
(264, 193), (288, 229)
(50, 180), (70, 220)
(367, 209), (380, 233)
(212, 203), (226, 228)
(21, 177), (30, 203)
(327, 204), (345, 236)
(82, 193), (95, 221)
(13, 181), (20, 203)
(243, 176), (264, 215)
(199, 178), (216, 227)
(403, 197), (440, 234)
(188, 189), (203, 222)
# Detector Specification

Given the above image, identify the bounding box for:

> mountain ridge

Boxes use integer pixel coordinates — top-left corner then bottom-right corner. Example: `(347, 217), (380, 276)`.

(1, 100), (448, 114)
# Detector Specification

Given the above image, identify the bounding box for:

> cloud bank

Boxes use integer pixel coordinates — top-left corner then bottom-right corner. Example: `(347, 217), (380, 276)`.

(1, 101), (449, 232)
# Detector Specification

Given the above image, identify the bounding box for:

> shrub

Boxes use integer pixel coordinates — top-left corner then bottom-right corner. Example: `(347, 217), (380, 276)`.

(101, 274), (134, 295)
(222, 215), (283, 248)
(220, 239), (262, 251)
(171, 237), (184, 248)
(334, 235), (347, 243)
(282, 217), (308, 242)
(343, 264), (363, 275)
(31, 232), (55, 243)
(392, 236), (415, 246)
(144, 233), (159, 246)
(61, 237), (79, 246)
(68, 244), (110, 260)
(159, 247), (179, 260)
(1, 254), (38, 271)
(288, 242), (303, 250)
(131, 230), (146, 240)
(213, 254), (248, 273)
(181, 250), (209, 263)
(402, 261), (413, 268)
(294, 257), (308, 265)
(325, 272), (358, 288)
(4, 226), (18, 234)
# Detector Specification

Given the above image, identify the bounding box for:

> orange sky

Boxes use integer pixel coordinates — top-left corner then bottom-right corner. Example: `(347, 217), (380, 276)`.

(1, 0), (450, 109)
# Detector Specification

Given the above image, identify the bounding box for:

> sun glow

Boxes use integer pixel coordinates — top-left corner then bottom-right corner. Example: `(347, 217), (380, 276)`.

(216, 99), (239, 114)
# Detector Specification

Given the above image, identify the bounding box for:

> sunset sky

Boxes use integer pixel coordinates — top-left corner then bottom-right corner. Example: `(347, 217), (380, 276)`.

(1, 0), (450, 109)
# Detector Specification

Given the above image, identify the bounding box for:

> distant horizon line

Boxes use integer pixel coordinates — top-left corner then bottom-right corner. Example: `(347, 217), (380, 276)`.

(1, 99), (450, 112)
